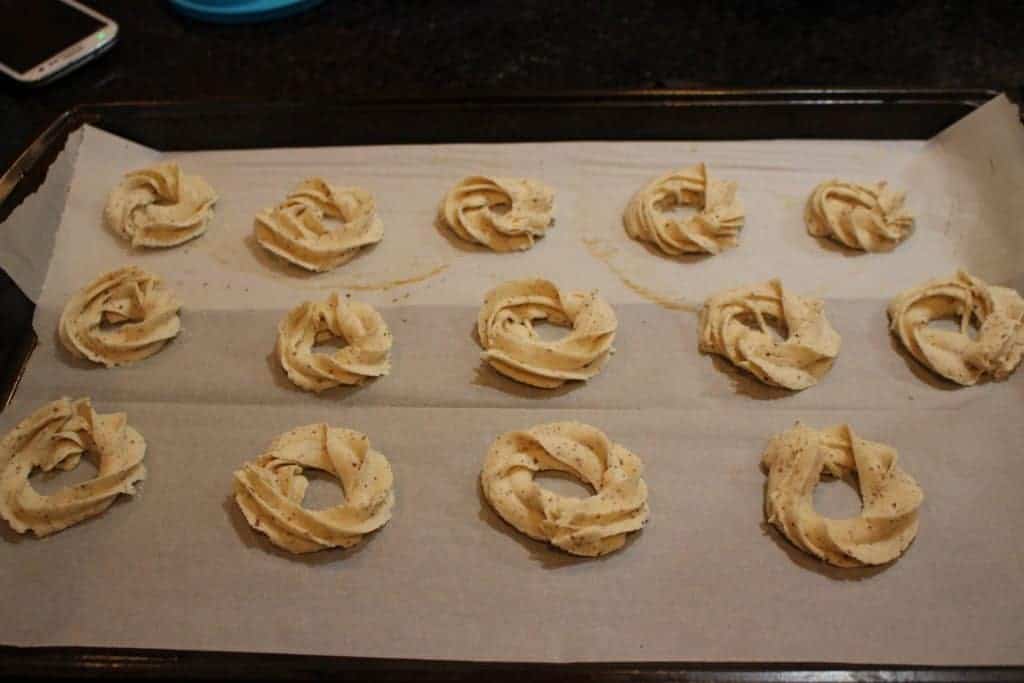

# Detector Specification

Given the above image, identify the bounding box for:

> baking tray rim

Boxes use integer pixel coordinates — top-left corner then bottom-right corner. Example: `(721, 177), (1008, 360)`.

(0, 88), (1018, 680)
(3, 644), (1022, 681)
(1, 87), (1006, 214)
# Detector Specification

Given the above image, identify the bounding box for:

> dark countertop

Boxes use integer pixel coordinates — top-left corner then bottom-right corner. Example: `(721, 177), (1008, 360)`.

(1, 0), (1022, 170)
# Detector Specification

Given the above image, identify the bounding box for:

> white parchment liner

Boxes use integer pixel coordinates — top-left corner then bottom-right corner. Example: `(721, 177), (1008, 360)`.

(0, 96), (1021, 664)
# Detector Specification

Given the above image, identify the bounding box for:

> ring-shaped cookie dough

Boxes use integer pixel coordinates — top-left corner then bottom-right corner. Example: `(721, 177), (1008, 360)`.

(104, 162), (218, 248)
(439, 175), (555, 251)
(477, 278), (617, 389)
(254, 178), (384, 272)
(0, 397), (147, 537)
(59, 265), (182, 368)
(762, 423), (922, 568)
(233, 424), (394, 554)
(480, 421), (649, 557)
(805, 179), (913, 252)
(623, 163), (745, 255)
(888, 270), (1024, 385)
(698, 279), (841, 390)
(277, 293), (392, 393)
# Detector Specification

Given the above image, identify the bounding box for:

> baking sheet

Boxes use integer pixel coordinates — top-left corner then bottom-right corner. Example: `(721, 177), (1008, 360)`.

(0, 95), (1022, 665)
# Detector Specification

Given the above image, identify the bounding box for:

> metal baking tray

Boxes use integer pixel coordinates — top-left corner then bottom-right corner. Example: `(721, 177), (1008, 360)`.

(0, 89), (1017, 681)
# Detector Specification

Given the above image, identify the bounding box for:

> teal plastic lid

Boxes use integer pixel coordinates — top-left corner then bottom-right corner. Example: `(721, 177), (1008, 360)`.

(168, 0), (324, 24)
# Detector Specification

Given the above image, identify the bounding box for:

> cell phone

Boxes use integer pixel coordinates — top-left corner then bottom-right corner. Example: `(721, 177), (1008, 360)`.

(0, 0), (117, 85)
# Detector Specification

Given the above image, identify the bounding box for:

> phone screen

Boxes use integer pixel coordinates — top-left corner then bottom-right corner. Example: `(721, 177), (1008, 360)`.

(0, 0), (106, 74)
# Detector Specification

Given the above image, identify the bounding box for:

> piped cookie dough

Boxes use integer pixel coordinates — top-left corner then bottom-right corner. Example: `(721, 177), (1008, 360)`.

(439, 175), (554, 251)
(233, 424), (394, 554)
(698, 279), (840, 390)
(624, 164), (745, 256)
(104, 162), (218, 247)
(805, 179), (913, 252)
(254, 178), (384, 272)
(762, 423), (922, 568)
(59, 265), (182, 367)
(481, 421), (649, 557)
(0, 398), (146, 537)
(888, 270), (1024, 385)
(277, 293), (392, 393)
(477, 278), (617, 389)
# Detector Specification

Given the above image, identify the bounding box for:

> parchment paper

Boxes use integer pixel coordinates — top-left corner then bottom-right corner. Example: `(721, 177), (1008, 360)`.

(0, 95), (1022, 665)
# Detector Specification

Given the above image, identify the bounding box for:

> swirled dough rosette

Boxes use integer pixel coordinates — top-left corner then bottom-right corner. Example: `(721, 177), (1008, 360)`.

(440, 175), (554, 251)
(624, 164), (745, 256)
(888, 270), (1024, 385)
(0, 398), (146, 538)
(698, 279), (841, 390)
(59, 265), (182, 367)
(481, 421), (649, 557)
(254, 178), (384, 272)
(762, 423), (922, 568)
(277, 293), (392, 393)
(477, 278), (617, 389)
(233, 424), (394, 554)
(104, 162), (218, 247)
(805, 179), (914, 252)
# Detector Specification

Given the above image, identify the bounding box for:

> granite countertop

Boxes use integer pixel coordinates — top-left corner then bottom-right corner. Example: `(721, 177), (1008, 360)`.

(0, 0), (1021, 170)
